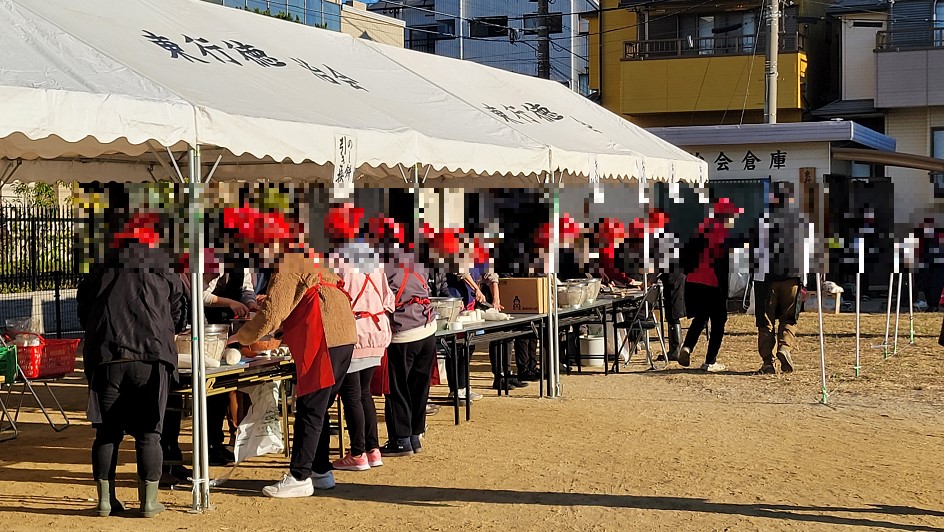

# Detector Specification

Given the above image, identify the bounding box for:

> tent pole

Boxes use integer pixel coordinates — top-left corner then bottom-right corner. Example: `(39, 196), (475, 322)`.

(189, 146), (211, 511)
(908, 272), (915, 344)
(816, 272), (829, 405)
(547, 172), (561, 398)
(893, 272), (902, 356)
(187, 149), (204, 512)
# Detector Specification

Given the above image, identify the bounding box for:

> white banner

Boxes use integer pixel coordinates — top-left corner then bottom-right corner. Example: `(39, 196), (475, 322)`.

(333, 133), (356, 199)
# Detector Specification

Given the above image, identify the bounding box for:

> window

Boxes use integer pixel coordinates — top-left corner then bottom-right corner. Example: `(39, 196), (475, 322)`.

(470, 16), (508, 38)
(436, 19), (456, 38)
(932, 128), (944, 198)
(407, 25), (438, 53)
(523, 13), (564, 35)
(936, 1), (944, 46)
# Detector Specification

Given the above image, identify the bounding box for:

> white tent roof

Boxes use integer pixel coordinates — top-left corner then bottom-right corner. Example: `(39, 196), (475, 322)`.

(0, 0), (706, 185)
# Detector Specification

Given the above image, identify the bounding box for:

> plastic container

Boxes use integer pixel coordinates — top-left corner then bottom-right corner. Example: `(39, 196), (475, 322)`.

(578, 335), (605, 367)
(0, 344), (17, 384)
(17, 337), (79, 379)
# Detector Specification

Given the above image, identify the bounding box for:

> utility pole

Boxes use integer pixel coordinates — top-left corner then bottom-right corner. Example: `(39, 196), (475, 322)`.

(538, 0), (551, 79)
(458, 0), (465, 59)
(570, 0), (577, 91)
(765, 0), (780, 124)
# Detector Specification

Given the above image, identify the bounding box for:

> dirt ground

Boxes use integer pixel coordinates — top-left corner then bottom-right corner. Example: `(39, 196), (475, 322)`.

(1, 312), (943, 531)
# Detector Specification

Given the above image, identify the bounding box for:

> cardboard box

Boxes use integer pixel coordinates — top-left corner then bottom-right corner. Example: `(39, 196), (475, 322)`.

(498, 277), (549, 314)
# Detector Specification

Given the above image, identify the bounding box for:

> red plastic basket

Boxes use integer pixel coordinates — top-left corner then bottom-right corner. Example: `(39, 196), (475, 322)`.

(16, 336), (79, 379)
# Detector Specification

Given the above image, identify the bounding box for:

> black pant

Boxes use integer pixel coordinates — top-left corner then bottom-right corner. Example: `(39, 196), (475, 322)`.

(162, 394), (184, 463)
(444, 343), (468, 392)
(385, 335), (436, 440)
(338, 366), (379, 456)
(289, 344), (353, 481)
(514, 336), (537, 374)
(90, 360), (169, 482)
(682, 282), (727, 365)
(488, 341), (510, 379)
(207, 394), (228, 448)
(659, 272), (687, 323)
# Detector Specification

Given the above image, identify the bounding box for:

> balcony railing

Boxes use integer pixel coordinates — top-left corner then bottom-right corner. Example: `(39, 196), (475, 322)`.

(623, 32), (804, 60)
(875, 27), (944, 51)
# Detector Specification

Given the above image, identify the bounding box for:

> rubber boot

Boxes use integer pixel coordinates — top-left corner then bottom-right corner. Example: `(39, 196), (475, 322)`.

(95, 479), (124, 517)
(138, 480), (165, 518)
(667, 324), (682, 361)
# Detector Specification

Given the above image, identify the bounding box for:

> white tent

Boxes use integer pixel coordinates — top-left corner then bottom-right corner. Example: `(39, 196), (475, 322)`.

(0, 0), (707, 512)
(1, 0), (705, 185)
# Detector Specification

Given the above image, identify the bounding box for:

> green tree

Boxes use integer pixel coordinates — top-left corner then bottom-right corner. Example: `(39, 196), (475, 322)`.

(10, 181), (72, 207)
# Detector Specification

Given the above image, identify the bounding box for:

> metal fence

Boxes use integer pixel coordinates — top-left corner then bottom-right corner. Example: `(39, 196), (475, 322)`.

(0, 205), (81, 337)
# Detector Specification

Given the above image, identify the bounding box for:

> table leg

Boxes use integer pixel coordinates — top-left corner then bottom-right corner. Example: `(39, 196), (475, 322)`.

(601, 308), (609, 376)
(532, 321), (543, 399)
(280, 381), (290, 459)
(447, 338), (459, 426)
(464, 338), (472, 421)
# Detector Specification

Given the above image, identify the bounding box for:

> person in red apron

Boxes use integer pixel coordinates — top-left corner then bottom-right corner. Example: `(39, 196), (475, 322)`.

(375, 218), (437, 458)
(678, 198), (743, 372)
(227, 208), (357, 498)
(325, 204), (394, 472)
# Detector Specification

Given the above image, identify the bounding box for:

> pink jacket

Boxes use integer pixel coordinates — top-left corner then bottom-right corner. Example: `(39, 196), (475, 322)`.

(341, 267), (395, 359)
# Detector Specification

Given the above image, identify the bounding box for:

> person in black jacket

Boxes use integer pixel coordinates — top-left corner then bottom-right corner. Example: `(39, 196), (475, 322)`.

(77, 214), (186, 518)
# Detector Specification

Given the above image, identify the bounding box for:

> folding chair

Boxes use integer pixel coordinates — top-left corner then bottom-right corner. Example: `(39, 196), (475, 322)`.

(3, 337), (77, 433)
(613, 283), (667, 371)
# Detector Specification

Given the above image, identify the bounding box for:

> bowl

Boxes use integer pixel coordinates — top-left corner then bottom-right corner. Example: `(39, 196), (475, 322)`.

(558, 284), (587, 309)
(430, 297), (463, 323)
(240, 336), (281, 358)
(584, 279), (602, 303)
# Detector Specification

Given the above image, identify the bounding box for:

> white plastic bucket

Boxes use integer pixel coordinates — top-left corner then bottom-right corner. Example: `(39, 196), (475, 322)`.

(578, 335), (605, 367)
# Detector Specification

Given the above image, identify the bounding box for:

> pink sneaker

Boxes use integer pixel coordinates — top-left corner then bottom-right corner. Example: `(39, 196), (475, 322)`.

(366, 448), (383, 468)
(332, 452), (370, 471)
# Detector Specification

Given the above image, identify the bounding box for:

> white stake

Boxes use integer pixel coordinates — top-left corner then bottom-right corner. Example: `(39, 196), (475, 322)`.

(817, 272), (828, 404)
(908, 272), (915, 344)
(855, 237), (862, 377)
(893, 272), (902, 356)
(881, 272), (893, 358)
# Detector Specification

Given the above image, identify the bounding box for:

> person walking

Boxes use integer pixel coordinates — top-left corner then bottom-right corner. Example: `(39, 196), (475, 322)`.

(678, 198), (743, 372)
(325, 204), (394, 471)
(754, 182), (809, 374)
(77, 212), (187, 518)
(227, 208), (357, 498)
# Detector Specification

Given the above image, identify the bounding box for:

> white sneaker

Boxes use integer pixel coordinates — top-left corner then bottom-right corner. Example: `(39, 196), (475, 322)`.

(262, 473), (314, 498)
(700, 362), (727, 373)
(450, 389), (483, 402)
(311, 471), (336, 490)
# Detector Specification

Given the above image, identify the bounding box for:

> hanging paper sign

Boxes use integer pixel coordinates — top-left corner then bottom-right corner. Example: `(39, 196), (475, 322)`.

(638, 176), (648, 204)
(589, 156), (604, 204)
(333, 133), (356, 199)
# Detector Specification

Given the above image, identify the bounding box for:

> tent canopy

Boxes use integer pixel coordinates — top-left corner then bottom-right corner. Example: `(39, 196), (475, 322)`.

(0, 0), (706, 185)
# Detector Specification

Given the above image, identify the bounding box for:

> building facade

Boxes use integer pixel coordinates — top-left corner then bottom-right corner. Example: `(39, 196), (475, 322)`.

(818, 0), (944, 226)
(587, 0), (835, 127)
(203, 0), (405, 46)
(369, 0), (597, 94)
